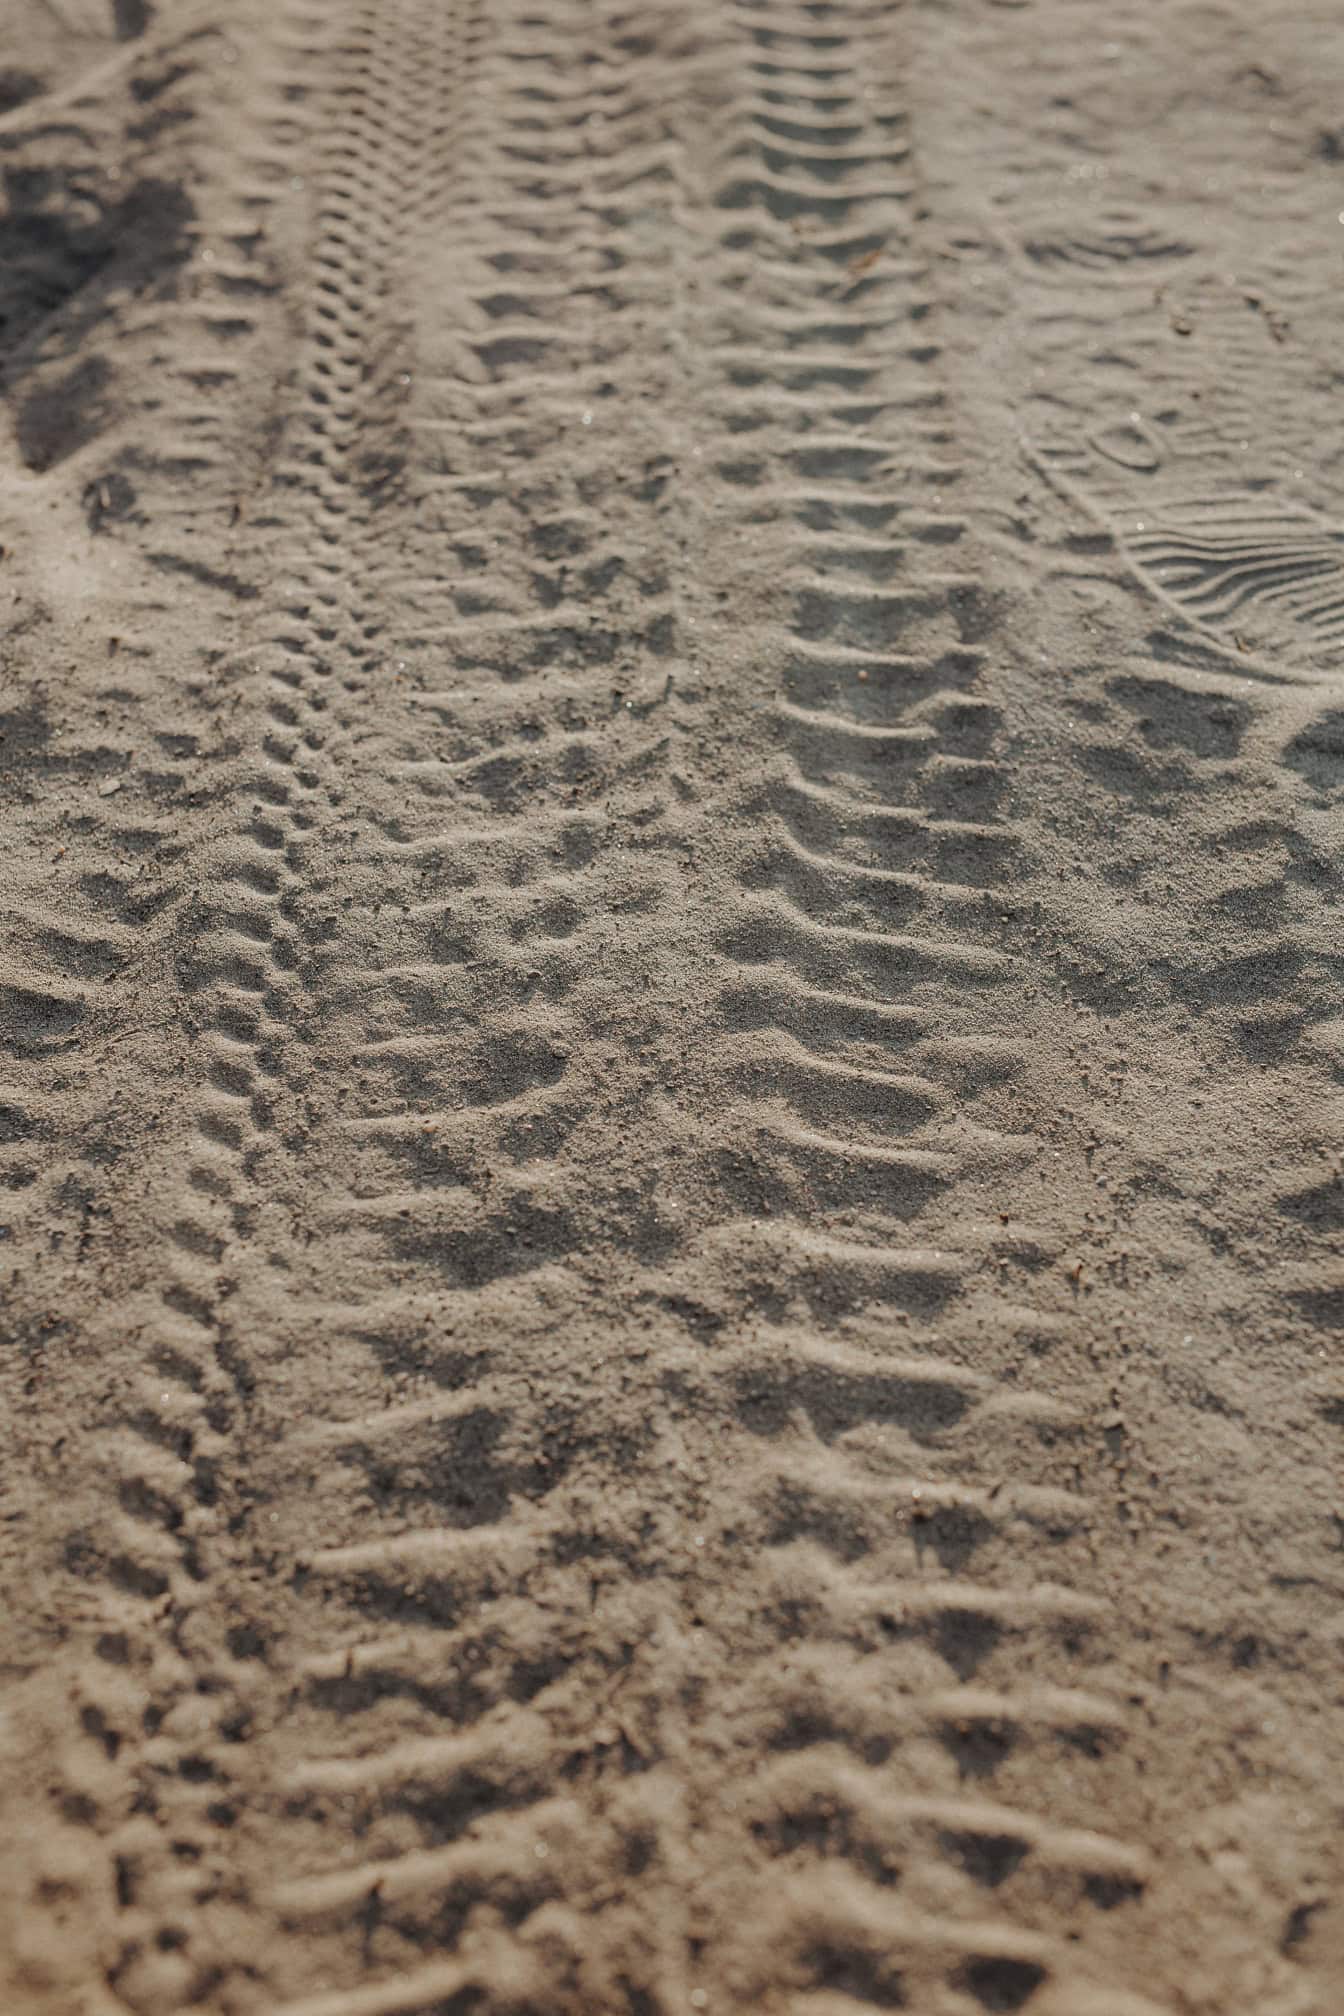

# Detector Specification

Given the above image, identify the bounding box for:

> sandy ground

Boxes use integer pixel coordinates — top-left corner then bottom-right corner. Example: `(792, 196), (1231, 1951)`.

(1, 1), (1343, 2011)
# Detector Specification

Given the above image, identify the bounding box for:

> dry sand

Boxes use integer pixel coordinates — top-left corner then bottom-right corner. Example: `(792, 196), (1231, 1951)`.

(2, 1), (1342, 2011)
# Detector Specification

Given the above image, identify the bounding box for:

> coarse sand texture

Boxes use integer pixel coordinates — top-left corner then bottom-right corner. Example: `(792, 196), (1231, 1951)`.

(0, 3), (1342, 2013)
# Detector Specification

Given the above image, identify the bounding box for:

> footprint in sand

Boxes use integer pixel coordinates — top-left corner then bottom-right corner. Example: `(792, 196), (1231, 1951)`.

(1031, 414), (1344, 680)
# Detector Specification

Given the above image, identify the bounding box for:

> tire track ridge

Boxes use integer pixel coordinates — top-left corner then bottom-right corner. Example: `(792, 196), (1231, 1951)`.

(659, 7), (1167, 2007)
(253, 11), (710, 2011)
(0, 9), (345, 2008)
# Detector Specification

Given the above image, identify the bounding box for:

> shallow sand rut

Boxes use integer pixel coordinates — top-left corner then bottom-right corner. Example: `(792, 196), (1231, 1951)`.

(2, 3), (1342, 2013)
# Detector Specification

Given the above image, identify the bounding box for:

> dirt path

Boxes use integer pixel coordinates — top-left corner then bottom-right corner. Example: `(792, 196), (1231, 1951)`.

(2, 3), (1341, 2012)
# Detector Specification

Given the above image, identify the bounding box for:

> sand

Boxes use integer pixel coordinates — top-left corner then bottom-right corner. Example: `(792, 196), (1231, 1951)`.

(1, 1), (1342, 2011)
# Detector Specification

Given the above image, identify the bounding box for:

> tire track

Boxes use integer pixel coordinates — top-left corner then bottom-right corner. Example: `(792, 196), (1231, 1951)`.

(644, 5), (1169, 2008)
(250, 9), (711, 2010)
(50, 0), (469, 1996)
(0, 13), (320, 2007)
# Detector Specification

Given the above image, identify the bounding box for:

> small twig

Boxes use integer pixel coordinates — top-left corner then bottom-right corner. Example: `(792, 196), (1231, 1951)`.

(91, 1018), (179, 1058)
